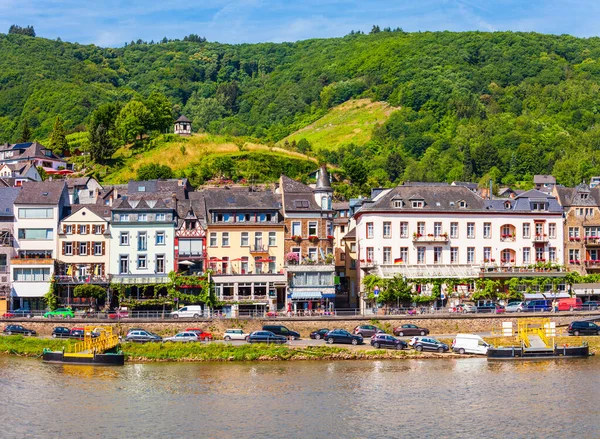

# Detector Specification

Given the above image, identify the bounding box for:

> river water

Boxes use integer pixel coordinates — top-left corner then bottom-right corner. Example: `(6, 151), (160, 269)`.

(1, 356), (599, 439)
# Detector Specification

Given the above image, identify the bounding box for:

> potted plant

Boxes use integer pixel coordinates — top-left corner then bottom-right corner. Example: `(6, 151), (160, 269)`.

(285, 252), (299, 265)
(308, 235), (319, 243)
(291, 235), (302, 242)
(326, 235), (334, 240)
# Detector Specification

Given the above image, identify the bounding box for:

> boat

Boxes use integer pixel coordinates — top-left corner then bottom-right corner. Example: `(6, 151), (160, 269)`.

(487, 318), (591, 360)
(42, 326), (125, 366)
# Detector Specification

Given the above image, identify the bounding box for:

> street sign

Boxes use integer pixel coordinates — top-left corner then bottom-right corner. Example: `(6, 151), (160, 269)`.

(374, 286), (380, 297)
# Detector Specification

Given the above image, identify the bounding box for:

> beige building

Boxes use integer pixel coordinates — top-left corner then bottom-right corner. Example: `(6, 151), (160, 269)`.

(56, 205), (111, 309)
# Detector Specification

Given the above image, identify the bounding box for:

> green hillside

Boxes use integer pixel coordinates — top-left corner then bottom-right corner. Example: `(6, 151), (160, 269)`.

(4, 30), (600, 194)
(281, 99), (397, 151)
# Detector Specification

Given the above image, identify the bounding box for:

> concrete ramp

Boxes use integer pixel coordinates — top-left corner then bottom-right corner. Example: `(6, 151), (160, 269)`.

(528, 334), (547, 348)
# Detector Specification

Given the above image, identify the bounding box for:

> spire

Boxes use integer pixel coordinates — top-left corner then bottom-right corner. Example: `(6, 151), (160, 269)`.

(315, 164), (332, 192)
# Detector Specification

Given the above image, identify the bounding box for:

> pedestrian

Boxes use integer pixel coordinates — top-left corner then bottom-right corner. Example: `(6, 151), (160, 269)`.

(552, 299), (557, 313)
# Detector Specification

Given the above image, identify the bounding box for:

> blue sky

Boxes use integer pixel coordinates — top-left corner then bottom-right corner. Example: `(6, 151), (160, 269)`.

(1, 0), (599, 47)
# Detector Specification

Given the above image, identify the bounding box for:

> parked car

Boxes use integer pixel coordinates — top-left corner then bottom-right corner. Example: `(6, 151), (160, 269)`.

(52, 326), (71, 338)
(262, 325), (300, 340)
(185, 328), (213, 341)
(454, 303), (477, 313)
(567, 321), (600, 336)
(247, 331), (287, 344)
(70, 327), (85, 339)
(476, 303), (505, 313)
(3, 308), (33, 318)
(523, 300), (552, 312)
(163, 332), (200, 343)
(393, 324), (429, 337)
(3, 324), (36, 336)
(309, 328), (330, 340)
(370, 334), (407, 350)
(413, 337), (448, 353)
(108, 308), (129, 319)
(557, 297), (583, 312)
(452, 334), (490, 355)
(223, 329), (250, 341)
(353, 325), (384, 337)
(582, 301), (600, 311)
(324, 329), (363, 345)
(43, 308), (74, 319)
(505, 302), (525, 312)
(125, 330), (162, 343)
(171, 305), (204, 319)
(408, 336), (420, 347)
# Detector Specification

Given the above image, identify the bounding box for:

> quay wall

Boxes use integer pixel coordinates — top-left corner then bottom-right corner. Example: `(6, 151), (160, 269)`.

(4, 312), (599, 337)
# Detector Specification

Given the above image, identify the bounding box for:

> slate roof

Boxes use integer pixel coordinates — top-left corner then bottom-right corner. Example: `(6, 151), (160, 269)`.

(67, 204), (112, 220)
(66, 177), (92, 189)
(203, 187), (282, 211)
(14, 180), (67, 205)
(279, 175), (322, 212)
(175, 115), (191, 123)
(127, 179), (189, 200)
(315, 164), (332, 191)
(333, 201), (350, 211)
(342, 227), (356, 240)
(0, 187), (20, 216)
(176, 195), (208, 229)
(534, 175), (556, 184)
(554, 184), (600, 208)
(0, 142), (64, 163)
(451, 181), (478, 191)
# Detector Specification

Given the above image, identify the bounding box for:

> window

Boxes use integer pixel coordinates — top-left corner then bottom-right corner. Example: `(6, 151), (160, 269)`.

(383, 247), (391, 264)
(241, 257), (249, 274)
(156, 213), (166, 221)
(483, 247), (491, 261)
(549, 223), (556, 239)
(119, 255), (129, 274)
(393, 200), (404, 208)
(450, 222), (458, 239)
(340, 225), (345, 233)
(291, 222), (301, 237)
(417, 222), (425, 236)
(94, 242), (102, 255)
(209, 233), (217, 247)
(467, 247), (475, 263)
(13, 267), (51, 282)
(65, 225), (73, 234)
(308, 222), (318, 236)
(536, 247), (544, 261)
(366, 247), (374, 262)
(417, 247), (425, 264)
(467, 223), (475, 239)
(18, 208), (53, 219)
(321, 196), (328, 209)
(308, 248), (318, 261)
(155, 255), (165, 273)
(268, 257), (277, 273)
(366, 222), (374, 239)
(93, 225), (103, 235)
(138, 232), (147, 251)
(241, 232), (249, 246)
(156, 232), (165, 245)
(64, 242), (73, 256)
(523, 248), (531, 264)
(568, 227), (580, 238)
(399, 247), (408, 263)
(383, 222), (391, 238)
(451, 247), (458, 264)
(523, 223), (530, 239)
(79, 242), (88, 256)
(569, 249), (580, 263)
(400, 222), (408, 238)
(138, 214), (147, 222)
(434, 222), (442, 237)
(531, 202), (547, 211)
(222, 232), (230, 247)
(79, 225), (88, 235)
(268, 232), (276, 246)
(412, 200), (424, 208)
(291, 247), (301, 262)
(433, 247), (442, 264)
(18, 229), (53, 240)
(535, 223), (543, 236)
(549, 247), (556, 262)
(483, 222), (491, 239)
(137, 254), (147, 269)
(459, 200), (467, 208)
(119, 214), (129, 222)
(120, 232), (129, 246)
(179, 239), (203, 256)
(584, 226), (600, 237)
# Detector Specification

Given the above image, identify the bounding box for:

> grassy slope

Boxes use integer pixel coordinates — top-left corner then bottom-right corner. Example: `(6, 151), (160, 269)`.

(281, 99), (398, 151)
(101, 134), (318, 184)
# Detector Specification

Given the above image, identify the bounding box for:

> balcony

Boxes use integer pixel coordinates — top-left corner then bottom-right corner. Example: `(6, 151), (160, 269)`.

(479, 264), (566, 278)
(532, 234), (549, 243)
(11, 258), (54, 265)
(55, 275), (111, 284)
(285, 259), (335, 272)
(584, 260), (600, 267)
(111, 275), (170, 284)
(412, 234), (449, 243)
(249, 245), (268, 254)
(500, 234), (516, 242)
(585, 236), (600, 246)
(178, 251), (205, 260)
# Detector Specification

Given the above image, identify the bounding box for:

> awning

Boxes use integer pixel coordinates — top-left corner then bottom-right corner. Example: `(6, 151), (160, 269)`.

(524, 293), (570, 299)
(291, 291), (322, 300)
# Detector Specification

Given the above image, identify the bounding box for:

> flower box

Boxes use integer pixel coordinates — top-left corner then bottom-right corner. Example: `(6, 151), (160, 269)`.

(326, 235), (334, 240)
(308, 235), (319, 242)
(291, 235), (302, 242)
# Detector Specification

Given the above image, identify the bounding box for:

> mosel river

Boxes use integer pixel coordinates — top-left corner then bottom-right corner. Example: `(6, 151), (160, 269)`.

(1, 356), (599, 439)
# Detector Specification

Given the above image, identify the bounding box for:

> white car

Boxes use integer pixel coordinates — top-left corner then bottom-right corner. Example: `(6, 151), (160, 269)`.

(408, 336), (421, 347)
(163, 332), (199, 343)
(223, 329), (250, 341)
(505, 301), (525, 312)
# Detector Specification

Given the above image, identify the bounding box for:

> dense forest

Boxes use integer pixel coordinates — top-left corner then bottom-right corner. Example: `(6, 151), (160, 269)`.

(3, 29), (600, 190)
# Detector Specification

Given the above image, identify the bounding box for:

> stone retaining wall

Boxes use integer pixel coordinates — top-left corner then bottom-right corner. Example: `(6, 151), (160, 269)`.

(5, 312), (598, 337)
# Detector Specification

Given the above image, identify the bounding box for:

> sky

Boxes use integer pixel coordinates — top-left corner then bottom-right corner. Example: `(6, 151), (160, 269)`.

(1, 0), (600, 47)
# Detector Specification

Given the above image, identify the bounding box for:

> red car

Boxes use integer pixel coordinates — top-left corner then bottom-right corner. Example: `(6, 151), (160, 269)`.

(185, 328), (213, 341)
(108, 309), (129, 319)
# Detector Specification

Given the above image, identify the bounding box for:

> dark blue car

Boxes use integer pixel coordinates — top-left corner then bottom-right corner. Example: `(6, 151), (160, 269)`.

(324, 329), (363, 345)
(309, 328), (330, 340)
(370, 334), (407, 350)
(523, 300), (552, 312)
(247, 331), (287, 344)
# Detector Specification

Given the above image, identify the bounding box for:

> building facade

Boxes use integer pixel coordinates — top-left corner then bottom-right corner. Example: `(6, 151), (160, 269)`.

(0, 187), (20, 314)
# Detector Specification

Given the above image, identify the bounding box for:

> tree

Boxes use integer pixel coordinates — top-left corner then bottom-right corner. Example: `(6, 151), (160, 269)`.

(136, 163), (173, 180)
(370, 25), (381, 34)
(145, 92), (173, 132)
(48, 116), (68, 155)
(17, 119), (31, 143)
(385, 151), (405, 182)
(115, 100), (150, 143)
(183, 96), (226, 131)
(89, 123), (115, 163)
(8, 25), (35, 37)
(296, 138), (312, 154)
(462, 145), (474, 181)
(343, 157), (369, 186)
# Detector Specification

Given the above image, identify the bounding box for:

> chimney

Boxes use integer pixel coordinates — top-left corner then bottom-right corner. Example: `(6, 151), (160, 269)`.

(172, 192), (178, 211)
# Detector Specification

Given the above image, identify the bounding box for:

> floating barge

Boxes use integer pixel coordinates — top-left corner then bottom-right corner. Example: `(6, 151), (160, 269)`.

(42, 326), (124, 366)
(487, 318), (591, 360)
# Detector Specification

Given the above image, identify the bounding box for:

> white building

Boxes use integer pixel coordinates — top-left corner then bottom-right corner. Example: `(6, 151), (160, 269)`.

(11, 181), (69, 310)
(355, 184), (564, 307)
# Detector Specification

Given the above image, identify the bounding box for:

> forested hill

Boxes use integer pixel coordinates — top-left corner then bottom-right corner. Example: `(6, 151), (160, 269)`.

(3, 30), (600, 188)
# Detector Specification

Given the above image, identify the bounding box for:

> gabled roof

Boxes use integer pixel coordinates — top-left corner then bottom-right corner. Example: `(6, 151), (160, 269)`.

(280, 175), (312, 193)
(66, 177), (92, 189)
(203, 187), (282, 211)
(14, 180), (67, 205)
(534, 175), (556, 184)
(0, 187), (20, 216)
(175, 115), (191, 123)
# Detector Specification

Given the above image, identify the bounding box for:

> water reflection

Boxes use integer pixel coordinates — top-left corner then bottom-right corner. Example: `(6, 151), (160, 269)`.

(0, 356), (599, 439)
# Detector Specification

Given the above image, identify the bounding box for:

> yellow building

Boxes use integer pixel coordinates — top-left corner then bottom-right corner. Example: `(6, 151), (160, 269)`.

(203, 188), (286, 316)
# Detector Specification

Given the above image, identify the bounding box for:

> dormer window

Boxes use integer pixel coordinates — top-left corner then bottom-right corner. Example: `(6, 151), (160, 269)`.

(504, 201), (511, 209)
(138, 186), (146, 192)
(531, 202), (547, 211)
(459, 200), (467, 208)
(412, 200), (424, 208)
(581, 193), (589, 200)
(393, 200), (404, 208)
(293, 200), (310, 209)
